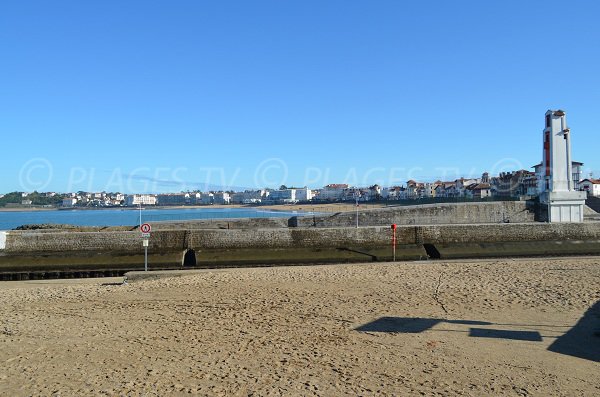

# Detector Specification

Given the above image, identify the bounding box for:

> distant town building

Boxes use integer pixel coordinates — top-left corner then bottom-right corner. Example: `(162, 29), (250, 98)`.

(213, 192), (231, 205)
(455, 178), (480, 197)
(382, 186), (404, 200)
(579, 179), (600, 197)
(126, 194), (157, 206)
(267, 189), (297, 204)
(434, 182), (455, 198)
(405, 180), (421, 199)
(318, 184), (350, 201)
(201, 193), (214, 205)
(62, 198), (78, 207)
(491, 170), (534, 198)
(231, 190), (267, 204)
(422, 182), (438, 198)
(295, 188), (313, 201)
(465, 183), (491, 199)
(156, 194), (188, 206)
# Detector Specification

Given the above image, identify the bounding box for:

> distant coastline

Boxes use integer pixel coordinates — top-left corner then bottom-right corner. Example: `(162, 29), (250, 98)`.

(0, 202), (389, 214)
(0, 204), (280, 213)
(0, 207), (56, 212)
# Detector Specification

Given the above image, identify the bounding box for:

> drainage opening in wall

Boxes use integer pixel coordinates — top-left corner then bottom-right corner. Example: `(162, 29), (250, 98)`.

(423, 244), (441, 259)
(182, 249), (197, 267)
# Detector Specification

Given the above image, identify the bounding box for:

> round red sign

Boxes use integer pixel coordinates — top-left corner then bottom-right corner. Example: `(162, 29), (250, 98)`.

(140, 223), (151, 233)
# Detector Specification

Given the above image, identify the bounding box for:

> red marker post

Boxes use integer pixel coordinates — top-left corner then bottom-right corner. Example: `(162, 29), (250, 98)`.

(391, 224), (397, 262)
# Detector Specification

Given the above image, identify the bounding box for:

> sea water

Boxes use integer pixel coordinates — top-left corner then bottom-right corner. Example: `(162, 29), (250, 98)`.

(0, 207), (308, 230)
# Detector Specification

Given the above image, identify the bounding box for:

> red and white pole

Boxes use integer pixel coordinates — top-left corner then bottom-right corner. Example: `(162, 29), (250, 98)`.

(391, 224), (397, 262)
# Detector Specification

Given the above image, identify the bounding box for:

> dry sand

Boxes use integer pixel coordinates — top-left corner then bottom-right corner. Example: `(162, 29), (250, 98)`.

(1, 258), (599, 396)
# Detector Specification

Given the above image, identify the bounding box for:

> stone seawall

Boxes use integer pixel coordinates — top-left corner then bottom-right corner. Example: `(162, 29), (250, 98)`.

(290, 201), (535, 227)
(3, 222), (600, 254)
(152, 217), (290, 230)
(2, 223), (599, 273)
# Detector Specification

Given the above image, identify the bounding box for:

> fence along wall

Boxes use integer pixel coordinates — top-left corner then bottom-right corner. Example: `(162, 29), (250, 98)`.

(290, 201), (535, 227)
(3, 223), (600, 254)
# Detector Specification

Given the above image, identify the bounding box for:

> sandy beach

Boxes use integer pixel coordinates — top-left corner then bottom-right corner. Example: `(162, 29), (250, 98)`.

(1, 258), (599, 396)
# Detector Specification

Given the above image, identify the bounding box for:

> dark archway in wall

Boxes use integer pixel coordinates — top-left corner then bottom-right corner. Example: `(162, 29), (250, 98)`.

(183, 249), (197, 267)
(423, 244), (441, 259)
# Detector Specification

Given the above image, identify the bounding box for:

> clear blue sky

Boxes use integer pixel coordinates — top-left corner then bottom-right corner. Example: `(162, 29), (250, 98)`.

(1, 0), (599, 193)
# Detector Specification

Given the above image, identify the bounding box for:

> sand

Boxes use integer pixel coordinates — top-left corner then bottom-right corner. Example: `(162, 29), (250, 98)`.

(1, 258), (599, 396)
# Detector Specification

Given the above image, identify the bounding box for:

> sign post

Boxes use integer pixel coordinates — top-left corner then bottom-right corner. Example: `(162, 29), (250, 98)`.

(391, 224), (397, 262)
(140, 223), (151, 271)
(355, 191), (361, 229)
(143, 238), (149, 271)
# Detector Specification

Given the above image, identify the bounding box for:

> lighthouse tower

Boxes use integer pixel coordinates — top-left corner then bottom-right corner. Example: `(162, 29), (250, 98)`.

(539, 110), (586, 222)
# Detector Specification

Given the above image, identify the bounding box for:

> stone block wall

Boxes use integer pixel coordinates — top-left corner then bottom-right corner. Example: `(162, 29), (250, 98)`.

(3, 222), (599, 254)
(290, 201), (535, 228)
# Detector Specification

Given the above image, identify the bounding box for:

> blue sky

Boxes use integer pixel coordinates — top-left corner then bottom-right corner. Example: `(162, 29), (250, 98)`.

(1, 0), (599, 193)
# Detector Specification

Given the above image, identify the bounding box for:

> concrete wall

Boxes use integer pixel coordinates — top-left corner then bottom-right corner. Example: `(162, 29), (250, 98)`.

(152, 217), (289, 230)
(290, 201), (535, 228)
(0, 231), (6, 250)
(4, 222), (600, 254)
(2, 223), (599, 272)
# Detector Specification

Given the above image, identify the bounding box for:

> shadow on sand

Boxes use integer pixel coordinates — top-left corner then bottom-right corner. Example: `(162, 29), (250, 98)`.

(356, 303), (600, 362)
(355, 317), (491, 333)
(547, 300), (600, 362)
(355, 317), (543, 343)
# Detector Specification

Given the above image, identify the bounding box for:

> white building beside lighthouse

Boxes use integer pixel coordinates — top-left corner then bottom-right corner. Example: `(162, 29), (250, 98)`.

(538, 109), (586, 222)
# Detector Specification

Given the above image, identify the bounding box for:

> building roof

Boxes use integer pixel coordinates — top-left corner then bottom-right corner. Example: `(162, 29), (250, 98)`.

(324, 184), (350, 189)
(466, 183), (491, 190)
(580, 179), (600, 185)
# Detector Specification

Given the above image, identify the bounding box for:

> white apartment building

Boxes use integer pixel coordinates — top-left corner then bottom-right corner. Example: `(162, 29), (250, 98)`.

(126, 194), (157, 206)
(295, 188), (313, 201)
(231, 190), (268, 204)
(267, 189), (297, 203)
(156, 194), (188, 206)
(318, 184), (350, 201)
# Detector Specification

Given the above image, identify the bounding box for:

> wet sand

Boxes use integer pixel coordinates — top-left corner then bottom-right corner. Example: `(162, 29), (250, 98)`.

(1, 258), (599, 396)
